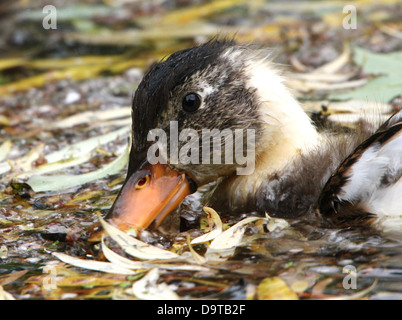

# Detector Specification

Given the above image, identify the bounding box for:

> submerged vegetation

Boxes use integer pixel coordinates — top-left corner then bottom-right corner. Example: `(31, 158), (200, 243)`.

(0, 0), (401, 300)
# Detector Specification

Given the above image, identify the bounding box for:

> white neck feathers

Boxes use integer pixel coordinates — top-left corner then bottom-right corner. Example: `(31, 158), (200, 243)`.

(222, 57), (320, 208)
(245, 58), (320, 176)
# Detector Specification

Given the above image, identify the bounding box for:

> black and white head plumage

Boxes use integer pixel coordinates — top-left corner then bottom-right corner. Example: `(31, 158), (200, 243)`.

(130, 39), (265, 184)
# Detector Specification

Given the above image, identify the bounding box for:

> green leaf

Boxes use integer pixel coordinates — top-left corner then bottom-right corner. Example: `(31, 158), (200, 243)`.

(45, 126), (130, 163)
(26, 141), (130, 192)
(330, 47), (402, 102)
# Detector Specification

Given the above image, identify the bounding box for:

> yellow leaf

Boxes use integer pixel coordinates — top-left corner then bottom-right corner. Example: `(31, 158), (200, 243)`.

(0, 140), (12, 162)
(257, 277), (298, 300)
(0, 64), (104, 95)
(290, 280), (310, 293)
(190, 206), (223, 244)
(55, 276), (125, 288)
(0, 115), (9, 126)
(161, 0), (251, 25)
(28, 55), (122, 70)
(0, 58), (25, 71)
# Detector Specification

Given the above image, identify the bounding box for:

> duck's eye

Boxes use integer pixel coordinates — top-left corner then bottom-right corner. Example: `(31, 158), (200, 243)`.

(135, 175), (150, 190)
(182, 92), (202, 113)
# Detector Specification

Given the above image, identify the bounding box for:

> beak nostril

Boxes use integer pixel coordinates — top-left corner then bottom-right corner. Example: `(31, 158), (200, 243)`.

(106, 162), (193, 230)
(135, 175), (150, 189)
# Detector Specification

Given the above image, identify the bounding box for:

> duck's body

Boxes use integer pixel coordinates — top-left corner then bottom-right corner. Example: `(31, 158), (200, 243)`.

(106, 39), (402, 233)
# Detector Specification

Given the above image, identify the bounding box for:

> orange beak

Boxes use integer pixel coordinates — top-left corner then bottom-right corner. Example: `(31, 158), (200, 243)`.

(105, 161), (194, 231)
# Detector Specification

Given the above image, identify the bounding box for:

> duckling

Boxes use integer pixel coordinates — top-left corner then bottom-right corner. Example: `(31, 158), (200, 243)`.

(106, 39), (402, 233)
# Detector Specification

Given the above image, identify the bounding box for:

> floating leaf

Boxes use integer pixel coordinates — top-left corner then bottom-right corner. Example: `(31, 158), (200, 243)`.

(257, 277), (298, 300)
(265, 215), (289, 233)
(53, 107), (131, 129)
(208, 217), (264, 250)
(289, 72), (355, 83)
(132, 268), (179, 300)
(329, 47), (402, 102)
(190, 206), (223, 244)
(66, 23), (220, 46)
(26, 141), (129, 192)
(0, 270), (28, 287)
(205, 217), (266, 262)
(187, 235), (206, 264)
(0, 52), (141, 94)
(55, 276), (126, 288)
(288, 78), (367, 93)
(28, 55), (122, 70)
(0, 162), (11, 176)
(380, 25), (402, 40)
(0, 65), (104, 95)
(0, 245), (8, 259)
(324, 280), (378, 300)
(0, 58), (25, 71)
(312, 43), (351, 74)
(0, 285), (15, 300)
(15, 154), (91, 180)
(98, 215), (180, 260)
(328, 113), (390, 125)
(290, 280), (310, 293)
(0, 143), (44, 177)
(161, 0), (251, 25)
(103, 234), (209, 272)
(0, 140), (12, 162)
(304, 99), (393, 114)
(287, 43), (361, 94)
(154, 263), (209, 272)
(52, 252), (136, 275)
(45, 126), (130, 163)
(14, 126), (130, 180)
(101, 235), (150, 270)
(18, 4), (119, 21)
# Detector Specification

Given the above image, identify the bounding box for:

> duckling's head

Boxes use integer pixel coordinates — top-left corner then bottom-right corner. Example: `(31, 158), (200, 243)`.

(106, 39), (319, 231)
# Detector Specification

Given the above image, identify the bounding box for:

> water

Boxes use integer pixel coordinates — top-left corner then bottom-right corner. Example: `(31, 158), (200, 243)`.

(0, 0), (401, 300)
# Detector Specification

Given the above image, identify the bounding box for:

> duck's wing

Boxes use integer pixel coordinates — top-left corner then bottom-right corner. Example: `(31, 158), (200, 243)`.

(319, 110), (402, 229)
